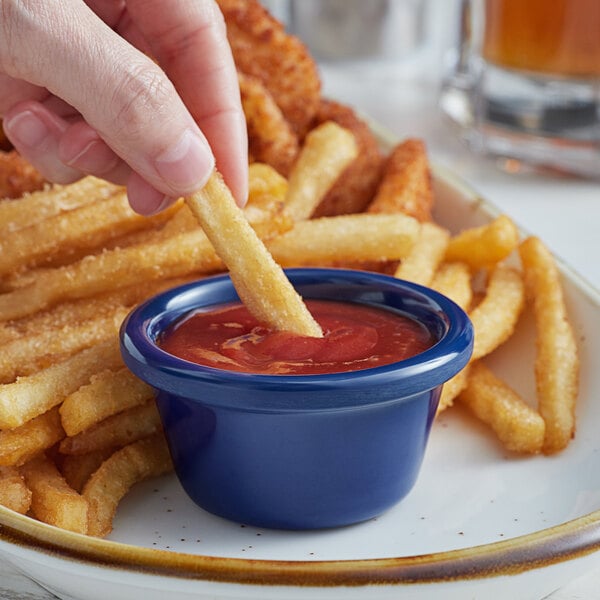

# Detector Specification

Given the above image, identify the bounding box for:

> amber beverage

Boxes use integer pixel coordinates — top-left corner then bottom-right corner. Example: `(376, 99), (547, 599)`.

(483, 0), (600, 77)
(439, 0), (600, 178)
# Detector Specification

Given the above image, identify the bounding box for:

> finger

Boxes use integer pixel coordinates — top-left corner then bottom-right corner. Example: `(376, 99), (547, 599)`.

(0, 74), (49, 115)
(2, 0), (215, 207)
(2, 100), (82, 184)
(84, 1), (151, 55)
(125, 0), (248, 205)
(58, 120), (131, 185)
(127, 171), (177, 216)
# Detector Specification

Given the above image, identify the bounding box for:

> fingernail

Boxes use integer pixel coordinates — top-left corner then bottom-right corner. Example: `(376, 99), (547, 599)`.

(154, 129), (214, 193)
(147, 195), (173, 216)
(63, 138), (119, 174)
(4, 110), (49, 148)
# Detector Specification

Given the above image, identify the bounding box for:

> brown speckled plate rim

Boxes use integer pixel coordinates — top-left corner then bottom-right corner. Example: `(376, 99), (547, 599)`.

(2, 158), (600, 590)
(2, 502), (600, 587)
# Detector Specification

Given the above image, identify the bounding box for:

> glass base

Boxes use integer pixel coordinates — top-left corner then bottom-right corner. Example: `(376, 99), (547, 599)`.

(440, 59), (600, 179)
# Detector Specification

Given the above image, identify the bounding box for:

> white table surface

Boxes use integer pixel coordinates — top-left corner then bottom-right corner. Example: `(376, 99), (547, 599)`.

(1, 47), (599, 600)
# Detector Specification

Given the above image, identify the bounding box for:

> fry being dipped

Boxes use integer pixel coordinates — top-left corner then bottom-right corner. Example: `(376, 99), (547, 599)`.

(185, 170), (322, 337)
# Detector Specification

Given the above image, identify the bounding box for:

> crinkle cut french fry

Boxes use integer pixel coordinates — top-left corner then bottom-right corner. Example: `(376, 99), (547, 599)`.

(0, 466), (32, 513)
(0, 176), (117, 236)
(0, 306), (129, 383)
(0, 407), (64, 467)
(268, 213), (420, 266)
(83, 434), (173, 537)
(0, 339), (122, 430)
(469, 265), (525, 360)
(394, 223), (450, 286)
(368, 138), (434, 223)
(21, 453), (88, 534)
(458, 362), (545, 454)
(59, 399), (162, 455)
(430, 262), (473, 312)
(0, 230), (222, 323)
(519, 236), (579, 455)
(60, 368), (155, 437)
(284, 121), (358, 222)
(0, 191), (179, 277)
(186, 171), (322, 337)
(445, 215), (519, 270)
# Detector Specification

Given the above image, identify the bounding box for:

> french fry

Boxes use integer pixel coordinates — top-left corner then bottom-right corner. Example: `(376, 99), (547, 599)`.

(0, 278), (190, 346)
(0, 230), (222, 322)
(83, 434), (173, 537)
(21, 453), (88, 534)
(394, 223), (450, 285)
(0, 306), (129, 383)
(243, 165), (294, 241)
(519, 236), (579, 454)
(155, 164), (290, 241)
(59, 448), (115, 493)
(458, 362), (545, 454)
(268, 213), (420, 266)
(437, 364), (471, 413)
(284, 121), (358, 222)
(311, 99), (384, 217)
(445, 215), (519, 270)
(469, 265), (525, 360)
(430, 262), (473, 311)
(0, 466), (32, 513)
(368, 138), (434, 223)
(0, 339), (122, 429)
(186, 171), (322, 337)
(60, 368), (155, 436)
(59, 399), (162, 455)
(0, 176), (117, 236)
(0, 407), (64, 467)
(0, 191), (180, 276)
(248, 162), (289, 201)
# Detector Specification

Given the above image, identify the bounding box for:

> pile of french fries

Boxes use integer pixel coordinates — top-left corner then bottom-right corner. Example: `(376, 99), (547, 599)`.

(0, 0), (579, 538)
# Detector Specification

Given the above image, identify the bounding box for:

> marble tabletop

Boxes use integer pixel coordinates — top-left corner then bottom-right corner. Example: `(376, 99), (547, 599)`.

(1, 21), (599, 600)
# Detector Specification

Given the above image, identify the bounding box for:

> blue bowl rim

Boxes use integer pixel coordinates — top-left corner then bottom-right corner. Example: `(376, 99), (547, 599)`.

(120, 268), (473, 412)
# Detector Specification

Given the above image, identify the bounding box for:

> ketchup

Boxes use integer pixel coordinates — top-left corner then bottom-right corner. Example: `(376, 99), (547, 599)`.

(159, 300), (435, 375)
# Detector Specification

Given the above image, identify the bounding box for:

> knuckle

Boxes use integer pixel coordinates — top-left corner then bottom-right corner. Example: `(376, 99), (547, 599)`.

(108, 62), (174, 142)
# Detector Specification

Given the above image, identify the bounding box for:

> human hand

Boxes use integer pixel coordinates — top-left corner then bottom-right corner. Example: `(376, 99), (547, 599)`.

(0, 0), (248, 214)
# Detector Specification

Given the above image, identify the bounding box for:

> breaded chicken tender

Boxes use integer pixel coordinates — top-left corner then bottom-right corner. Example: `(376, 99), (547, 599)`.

(217, 0), (321, 138)
(368, 138), (433, 222)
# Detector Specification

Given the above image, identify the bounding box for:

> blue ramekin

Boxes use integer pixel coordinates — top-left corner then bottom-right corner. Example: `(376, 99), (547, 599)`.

(120, 268), (473, 530)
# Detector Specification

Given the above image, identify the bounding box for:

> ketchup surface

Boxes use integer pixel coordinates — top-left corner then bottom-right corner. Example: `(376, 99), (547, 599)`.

(159, 300), (435, 375)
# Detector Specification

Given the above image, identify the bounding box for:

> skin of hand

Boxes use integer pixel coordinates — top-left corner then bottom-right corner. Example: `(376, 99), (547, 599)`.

(0, 0), (248, 214)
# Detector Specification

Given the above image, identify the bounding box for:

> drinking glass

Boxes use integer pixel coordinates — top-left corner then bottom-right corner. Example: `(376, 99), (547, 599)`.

(440, 0), (600, 177)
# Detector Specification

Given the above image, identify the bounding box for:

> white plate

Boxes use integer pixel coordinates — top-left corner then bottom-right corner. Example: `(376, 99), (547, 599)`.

(1, 162), (599, 600)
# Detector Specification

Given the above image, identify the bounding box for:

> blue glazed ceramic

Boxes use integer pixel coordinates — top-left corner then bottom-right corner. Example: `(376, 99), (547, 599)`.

(120, 268), (473, 530)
